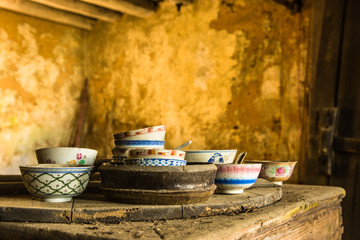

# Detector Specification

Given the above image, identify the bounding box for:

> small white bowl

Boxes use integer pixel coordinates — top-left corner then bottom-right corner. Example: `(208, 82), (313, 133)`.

(35, 147), (98, 165)
(244, 160), (297, 185)
(127, 149), (186, 160)
(215, 163), (262, 194)
(112, 125), (166, 140)
(19, 164), (93, 202)
(185, 150), (237, 164)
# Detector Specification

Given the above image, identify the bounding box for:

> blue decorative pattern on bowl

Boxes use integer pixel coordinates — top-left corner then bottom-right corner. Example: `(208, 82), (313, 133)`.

(123, 158), (187, 166)
(114, 140), (165, 147)
(215, 178), (257, 185)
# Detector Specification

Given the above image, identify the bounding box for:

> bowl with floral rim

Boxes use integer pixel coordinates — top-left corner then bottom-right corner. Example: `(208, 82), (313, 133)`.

(35, 147), (97, 165)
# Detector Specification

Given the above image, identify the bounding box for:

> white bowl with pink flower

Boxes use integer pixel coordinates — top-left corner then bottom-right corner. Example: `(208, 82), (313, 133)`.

(243, 160), (297, 185)
(35, 147), (98, 166)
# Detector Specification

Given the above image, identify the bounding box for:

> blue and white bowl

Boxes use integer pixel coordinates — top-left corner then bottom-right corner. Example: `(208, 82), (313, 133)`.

(123, 158), (187, 166)
(114, 140), (165, 149)
(185, 150), (237, 164)
(19, 164), (93, 202)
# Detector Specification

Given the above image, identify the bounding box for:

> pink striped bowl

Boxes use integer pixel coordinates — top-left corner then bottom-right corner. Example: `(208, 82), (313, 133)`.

(215, 164), (262, 194)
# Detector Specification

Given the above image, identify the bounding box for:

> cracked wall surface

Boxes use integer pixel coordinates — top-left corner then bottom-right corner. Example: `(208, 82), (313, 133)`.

(86, 0), (311, 183)
(0, 0), (311, 182)
(0, 9), (85, 174)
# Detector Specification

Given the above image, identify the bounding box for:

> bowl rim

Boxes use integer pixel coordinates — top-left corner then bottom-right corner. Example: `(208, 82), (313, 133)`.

(113, 140), (166, 146)
(184, 149), (237, 153)
(35, 147), (98, 153)
(123, 158), (187, 163)
(19, 164), (94, 170)
(244, 160), (297, 164)
(215, 163), (262, 167)
(128, 149), (186, 156)
(112, 125), (166, 138)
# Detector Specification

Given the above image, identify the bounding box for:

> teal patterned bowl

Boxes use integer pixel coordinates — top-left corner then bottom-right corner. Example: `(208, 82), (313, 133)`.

(19, 164), (93, 202)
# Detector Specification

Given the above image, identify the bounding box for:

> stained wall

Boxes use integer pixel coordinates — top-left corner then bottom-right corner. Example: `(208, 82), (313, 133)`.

(86, 0), (312, 183)
(0, 0), (312, 183)
(0, 9), (85, 174)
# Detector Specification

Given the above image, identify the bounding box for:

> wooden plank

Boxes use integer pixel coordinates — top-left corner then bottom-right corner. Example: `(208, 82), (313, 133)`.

(0, 195), (73, 223)
(0, 179), (282, 223)
(0, 0), (95, 30)
(0, 184), (345, 240)
(29, 0), (122, 23)
(80, 0), (157, 18)
(330, 0), (360, 239)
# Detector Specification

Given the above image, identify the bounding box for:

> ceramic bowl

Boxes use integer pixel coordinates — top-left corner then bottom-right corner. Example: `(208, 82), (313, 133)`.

(185, 150), (237, 164)
(112, 125), (166, 140)
(19, 164), (93, 202)
(127, 149), (186, 160)
(35, 147), (98, 165)
(113, 140), (165, 149)
(215, 163), (262, 194)
(123, 158), (187, 166)
(244, 160), (297, 185)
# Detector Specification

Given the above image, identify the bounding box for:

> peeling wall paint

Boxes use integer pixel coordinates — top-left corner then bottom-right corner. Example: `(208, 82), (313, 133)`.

(85, 0), (311, 183)
(0, 10), (85, 174)
(0, 0), (311, 183)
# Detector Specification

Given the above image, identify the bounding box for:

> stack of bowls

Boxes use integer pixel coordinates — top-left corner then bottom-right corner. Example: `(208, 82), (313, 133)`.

(111, 125), (166, 164)
(124, 149), (186, 166)
(19, 147), (98, 202)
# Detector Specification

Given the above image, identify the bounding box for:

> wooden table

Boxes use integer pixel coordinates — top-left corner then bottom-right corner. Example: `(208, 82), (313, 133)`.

(0, 183), (345, 240)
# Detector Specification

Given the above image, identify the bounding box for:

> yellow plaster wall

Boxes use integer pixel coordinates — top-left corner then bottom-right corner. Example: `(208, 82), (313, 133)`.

(0, 0), (312, 183)
(0, 10), (85, 174)
(86, 0), (312, 183)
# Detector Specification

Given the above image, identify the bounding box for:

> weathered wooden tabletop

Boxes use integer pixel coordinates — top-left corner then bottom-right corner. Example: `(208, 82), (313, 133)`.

(0, 182), (345, 240)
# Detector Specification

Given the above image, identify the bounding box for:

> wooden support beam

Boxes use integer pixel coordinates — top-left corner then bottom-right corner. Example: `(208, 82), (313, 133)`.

(29, 0), (122, 23)
(0, 0), (95, 30)
(80, 0), (157, 18)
